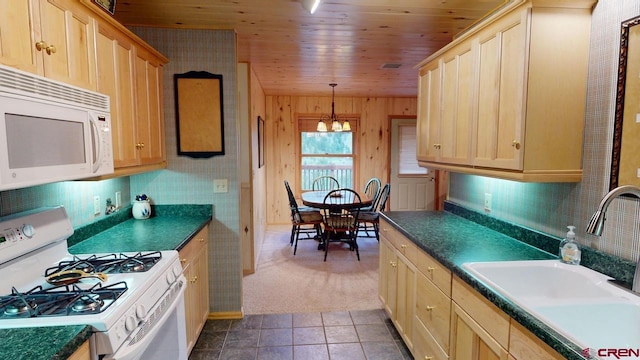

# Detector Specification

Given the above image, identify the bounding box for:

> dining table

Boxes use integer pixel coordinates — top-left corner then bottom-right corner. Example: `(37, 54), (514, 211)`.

(301, 189), (372, 252)
(301, 190), (373, 210)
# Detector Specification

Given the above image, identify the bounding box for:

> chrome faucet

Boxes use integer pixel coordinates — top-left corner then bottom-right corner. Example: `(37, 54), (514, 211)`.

(586, 185), (640, 293)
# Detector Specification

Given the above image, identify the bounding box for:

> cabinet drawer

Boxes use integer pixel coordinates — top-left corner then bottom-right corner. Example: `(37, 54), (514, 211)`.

(414, 317), (449, 360)
(380, 219), (417, 264)
(452, 276), (510, 349)
(416, 272), (450, 353)
(179, 227), (208, 268)
(415, 248), (451, 296)
(509, 322), (564, 360)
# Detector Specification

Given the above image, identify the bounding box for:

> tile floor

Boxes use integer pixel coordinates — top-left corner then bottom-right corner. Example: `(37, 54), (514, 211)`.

(188, 309), (412, 360)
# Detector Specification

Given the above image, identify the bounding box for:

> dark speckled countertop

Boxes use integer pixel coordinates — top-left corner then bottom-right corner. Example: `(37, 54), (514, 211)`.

(0, 326), (92, 360)
(68, 213), (210, 253)
(1, 205), (212, 360)
(380, 209), (596, 360)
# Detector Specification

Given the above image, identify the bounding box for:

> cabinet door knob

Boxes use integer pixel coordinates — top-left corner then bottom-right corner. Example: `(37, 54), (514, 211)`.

(426, 305), (435, 311)
(511, 140), (521, 150)
(427, 266), (435, 272)
(390, 261), (397, 268)
(180, 258), (187, 264)
(45, 44), (56, 55)
(425, 357), (434, 360)
(35, 41), (47, 51)
(401, 244), (407, 249)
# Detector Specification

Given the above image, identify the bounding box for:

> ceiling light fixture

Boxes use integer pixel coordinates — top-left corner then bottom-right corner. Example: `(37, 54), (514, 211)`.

(317, 83), (351, 132)
(300, 0), (321, 14)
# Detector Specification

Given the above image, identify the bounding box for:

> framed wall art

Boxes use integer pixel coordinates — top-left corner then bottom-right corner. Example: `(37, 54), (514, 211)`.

(258, 116), (265, 168)
(174, 71), (225, 158)
(92, 0), (116, 15)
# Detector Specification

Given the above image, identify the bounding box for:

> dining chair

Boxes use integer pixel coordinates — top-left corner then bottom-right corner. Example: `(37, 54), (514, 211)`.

(361, 177), (381, 211)
(321, 189), (361, 261)
(284, 181), (323, 254)
(357, 183), (390, 241)
(312, 175), (340, 191)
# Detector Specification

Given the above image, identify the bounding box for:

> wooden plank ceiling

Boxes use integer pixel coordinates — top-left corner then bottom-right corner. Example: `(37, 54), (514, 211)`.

(114, 0), (507, 97)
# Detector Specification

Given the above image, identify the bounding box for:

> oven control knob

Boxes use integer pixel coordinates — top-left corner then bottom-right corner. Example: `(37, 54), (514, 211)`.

(136, 305), (147, 319)
(124, 316), (137, 332)
(173, 265), (182, 277)
(166, 271), (176, 284)
(21, 224), (35, 238)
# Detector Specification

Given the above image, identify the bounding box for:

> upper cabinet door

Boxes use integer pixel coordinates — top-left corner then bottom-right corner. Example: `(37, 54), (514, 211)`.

(0, 0), (40, 74)
(416, 1), (593, 182)
(472, 9), (527, 170)
(134, 46), (165, 166)
(440, 40), (474, 165)
(38, 0), (97, 90)
(96, 21), (138, 168)
(417, 60), (441, 163)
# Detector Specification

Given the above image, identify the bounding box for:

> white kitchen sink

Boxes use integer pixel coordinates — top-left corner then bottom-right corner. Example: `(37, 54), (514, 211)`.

(462, 260), (640, 350)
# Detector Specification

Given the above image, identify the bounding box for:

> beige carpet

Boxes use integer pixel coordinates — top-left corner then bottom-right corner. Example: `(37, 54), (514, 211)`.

(242, 225), (383, 315)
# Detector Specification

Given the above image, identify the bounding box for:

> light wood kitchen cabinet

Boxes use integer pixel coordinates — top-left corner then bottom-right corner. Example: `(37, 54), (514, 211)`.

(414, 264), (451, 360)
(509, 322), (564, 360)
(412, 234), (452, 360)
(380, 218), (454, 358)
(379, 221), (416, 351)
(378, 238), (397, 317)
(89, 1), (168, 176)
(416, 0), (595, 182)
(450, 276), (510, 360)
(0, 0), (97, 90)
(133, 46), (166, 167)
(67, 340), (90, 360)
(179, 225), (210, 355)
(95, 21), (137, 168)
(418, 39), (474, 166)
(380, 221), (570, 360)
(417, 59), (441, 162)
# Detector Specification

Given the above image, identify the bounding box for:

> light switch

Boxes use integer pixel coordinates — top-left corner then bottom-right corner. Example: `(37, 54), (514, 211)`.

(484, 193), (492, 212)
(214, 179), (228, 193)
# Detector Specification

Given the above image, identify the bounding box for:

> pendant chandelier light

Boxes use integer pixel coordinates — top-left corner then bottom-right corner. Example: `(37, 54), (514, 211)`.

(300, 0), (321, 14)
(317, 83), (351, 132)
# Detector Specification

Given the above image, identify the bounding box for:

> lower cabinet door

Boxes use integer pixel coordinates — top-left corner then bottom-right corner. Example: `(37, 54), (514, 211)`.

(395, 254), (415, 350)
(414, 317), (449, 360)
(450, 303), (508, 360)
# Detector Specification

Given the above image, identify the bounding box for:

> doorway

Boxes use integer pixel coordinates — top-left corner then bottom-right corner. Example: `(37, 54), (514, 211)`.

(389, 117), (435, 211)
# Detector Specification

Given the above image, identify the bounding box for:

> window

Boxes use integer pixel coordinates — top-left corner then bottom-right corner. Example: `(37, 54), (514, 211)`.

(398, 124), (428, 175)
(298, 117), (357, 191)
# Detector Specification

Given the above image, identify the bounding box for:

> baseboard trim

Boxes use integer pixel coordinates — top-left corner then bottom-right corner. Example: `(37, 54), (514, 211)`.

(208, 311), (244, 320)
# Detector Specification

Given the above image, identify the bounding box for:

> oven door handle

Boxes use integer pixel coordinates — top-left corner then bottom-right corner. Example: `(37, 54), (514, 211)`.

(103, 277), (187, 360)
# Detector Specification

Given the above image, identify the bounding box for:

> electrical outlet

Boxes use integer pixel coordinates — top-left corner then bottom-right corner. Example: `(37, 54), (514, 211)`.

(213, 179), (228, 193)
(484, 193), (492, 212)
(93, 196), (101, 215)
(115, 191), (122, 208)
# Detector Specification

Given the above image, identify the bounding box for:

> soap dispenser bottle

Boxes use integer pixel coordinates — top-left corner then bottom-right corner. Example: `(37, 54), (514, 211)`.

(559, 225), (581, 265)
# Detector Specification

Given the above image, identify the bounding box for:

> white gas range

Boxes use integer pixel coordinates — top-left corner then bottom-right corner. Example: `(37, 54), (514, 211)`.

(0, 207), (187, 360)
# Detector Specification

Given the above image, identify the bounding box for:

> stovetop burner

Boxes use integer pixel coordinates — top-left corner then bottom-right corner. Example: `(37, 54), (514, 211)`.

(0, 281), (127, 318)
(44, 251), (162, 277)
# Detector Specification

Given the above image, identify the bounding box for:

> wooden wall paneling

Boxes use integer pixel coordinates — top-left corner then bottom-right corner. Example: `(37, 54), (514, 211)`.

(266, 95), (418, 225)
(359, 98), (388, 191)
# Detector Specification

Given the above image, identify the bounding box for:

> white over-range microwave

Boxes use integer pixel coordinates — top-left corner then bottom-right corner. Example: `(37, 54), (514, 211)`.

(0, 64), (114, 191)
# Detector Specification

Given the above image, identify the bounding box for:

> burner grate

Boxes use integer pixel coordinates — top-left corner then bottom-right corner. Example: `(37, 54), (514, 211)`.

(0, 281), (128, 319)
(44, 251), (162, 276)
